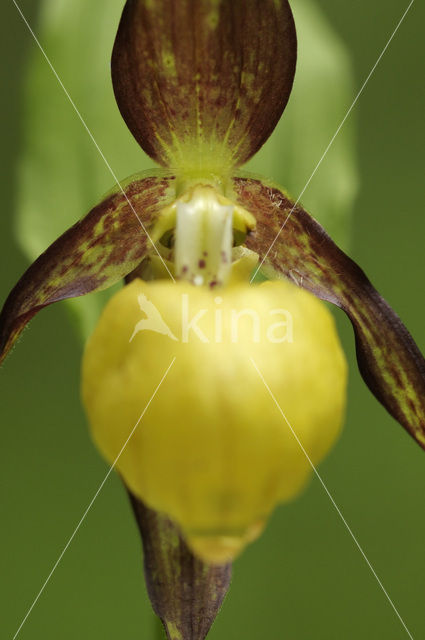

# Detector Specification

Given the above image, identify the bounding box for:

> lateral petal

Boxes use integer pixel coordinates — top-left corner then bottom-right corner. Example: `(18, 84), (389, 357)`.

(0, 172), (176, 365)
(231, 176), (425, 450)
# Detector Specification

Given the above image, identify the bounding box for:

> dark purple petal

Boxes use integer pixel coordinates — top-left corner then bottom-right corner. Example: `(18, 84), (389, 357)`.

(0, 172), (176, 365)
(231, 175), (425, 450)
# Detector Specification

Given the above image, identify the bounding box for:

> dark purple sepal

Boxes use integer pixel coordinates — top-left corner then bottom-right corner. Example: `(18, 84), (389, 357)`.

(128, 491), (231, 640)
(112, 0), (296, 170)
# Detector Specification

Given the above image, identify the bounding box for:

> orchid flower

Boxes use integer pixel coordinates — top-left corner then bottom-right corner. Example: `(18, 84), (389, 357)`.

(1, 1), (424, 639)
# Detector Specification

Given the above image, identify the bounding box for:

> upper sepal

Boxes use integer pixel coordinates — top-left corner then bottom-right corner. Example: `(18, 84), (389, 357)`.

(230, 175), (425, 450)
(0, 171), (177, 365)
(112, 0), (297, 171)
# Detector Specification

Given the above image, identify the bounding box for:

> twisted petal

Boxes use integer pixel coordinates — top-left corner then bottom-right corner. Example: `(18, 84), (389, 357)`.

(112, 0), (296, 170)
(0, 172), (176, 365)
(231, 176), (425, 450)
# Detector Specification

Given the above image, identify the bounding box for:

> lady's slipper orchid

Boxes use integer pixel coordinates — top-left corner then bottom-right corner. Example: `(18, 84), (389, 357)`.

(1, 0), (425, 637)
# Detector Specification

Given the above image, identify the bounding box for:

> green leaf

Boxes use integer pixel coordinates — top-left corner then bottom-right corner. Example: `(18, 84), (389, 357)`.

(246, 0), (358, 249)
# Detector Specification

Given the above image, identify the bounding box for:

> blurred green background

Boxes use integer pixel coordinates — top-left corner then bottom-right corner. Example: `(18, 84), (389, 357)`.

(1, 1), (424, 638)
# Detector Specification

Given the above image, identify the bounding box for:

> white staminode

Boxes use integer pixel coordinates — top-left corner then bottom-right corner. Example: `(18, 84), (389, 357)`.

(175, 187), (233, 286)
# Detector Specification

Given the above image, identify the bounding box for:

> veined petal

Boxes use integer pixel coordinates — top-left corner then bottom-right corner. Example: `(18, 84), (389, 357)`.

(112, 0), (296, 171)
(231, 175), (425, 450)
(0, 172), (176, 365)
